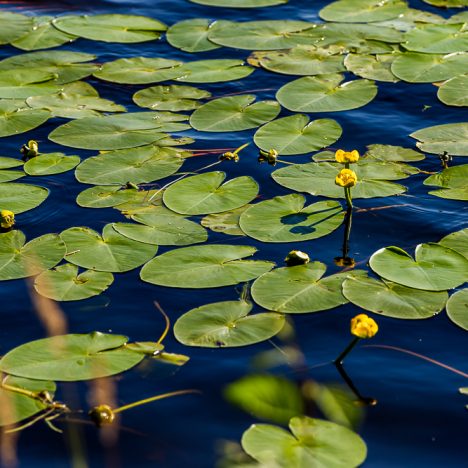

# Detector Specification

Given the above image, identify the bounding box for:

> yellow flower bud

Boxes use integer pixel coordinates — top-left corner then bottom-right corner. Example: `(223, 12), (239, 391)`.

(0, 210), (15, 229)
(335, 149), (360, 164)
(285, 250), (310, 266)
(219, 151), (239, 162)
(350, 314), (378, 339)
(258, 149), (278, 166)
(335, 168), (357, 188)
(88, 404), (115, 427)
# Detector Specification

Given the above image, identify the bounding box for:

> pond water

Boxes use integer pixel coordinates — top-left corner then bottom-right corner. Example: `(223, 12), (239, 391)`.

(0, 0), (467, 467)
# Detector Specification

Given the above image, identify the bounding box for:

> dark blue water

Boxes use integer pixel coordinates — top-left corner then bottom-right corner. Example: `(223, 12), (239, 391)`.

(0, 0), (467, 467)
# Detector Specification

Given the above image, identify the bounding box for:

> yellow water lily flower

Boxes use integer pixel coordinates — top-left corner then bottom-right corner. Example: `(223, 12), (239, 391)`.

(350, 314), (378, 339)
(335, 169), (357, 188)
(0, 210), (15, 229)
(285, 250), (310, 266)
(335, 149), (360, 164)
(88, 404), (115, 427)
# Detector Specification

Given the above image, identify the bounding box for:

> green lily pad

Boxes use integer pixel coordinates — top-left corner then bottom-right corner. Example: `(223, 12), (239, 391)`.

(0, 231), (65, 281)
(94, 57), (183, 84)
(11, 15), (77, 51)
(0, 101), (50, 137)
(344, 53), (399, 82)
(49, 112), (189, 150)
(140, 244), (274, 288)
(342, 274), (448, 319)
(241, 416), (367, 468)
(410, 122), (468, 156)
(75, 145), (185, 185)
(113, 206), (208, 246)
(374, 8), (445, 31)
(276, 74), (378, 112)
(166, 19), (221, 53)
(254, 114), (342, 156)
(0, 183), (49, 213)
(201, 205), (250, 236)
(424, 0), (468, 6)
(0, 376), (56, 427)
(272, 161), (408, 198)
(403, 24), (468, 54)
(0, 170), (24, 183)
(364, 144), (425, 162)
(369, 243), (468, 291)
(249, 46), (345, 76)
(52, 14), (167, 43)
(190, 95), (280, 132)
(0, 69), (61, 99)
(320, 0), (407, 23)
(0, 158), (24, 182)
(252, 263), (364, 313)
(0, 157), (23, 170)
(424, 165), (468, 201)
(439, 228), (468, 259)
(133, 85), (211, 111)
(438, 75), (468, 107)
(446, 289), (468, 331)
(61, 224), (157, 273)
(391, 52), (468, 83)
(34, 263), (114, 302)
(175, 59), (254, 83)
(163, 172), (259, 215)
(174, 300), (285, 348)
(189, 0), (288, 6)
(24, 153), (80, 176)
(0, 332), (145, 381)
(239, 195), (344, 243)
(0, 12), (33, 44)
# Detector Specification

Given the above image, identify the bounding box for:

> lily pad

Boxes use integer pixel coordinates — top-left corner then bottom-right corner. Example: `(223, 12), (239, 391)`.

(201, 205), (250, 236)
(342, 274), (448, 319)
(438, 75), (468, 107)
(0, 70), (61, 99)
(174, 300), (285, 348)
(364, 144), (425, 162)
(241, 416), (367, 468)
(0, 332), (145, 381)
(252, 263), (364, 313)
(140, 244), (274, 288)
(446, 289), (468, 331)
(439, 228), (468, 259)
(34, 263), (114, 301)
(49, 112), (189, 150)
(344, 53), (399, 82)
(276, 74), (378, 112)
(52, 14), (167, 43)
(0, 101), (50, 137)
(24, 153), (81, 176)
(239, 195), (344, 243)
(423, 0), (467, 6)
(0, 12), (33, 44)
(75, 145), (185, 185)
(410, 122), (468, 156)
(0, 183), (49, 213)
(133, 85), (211, 111)
(0, 231), (65, 281)
(166, 19), (221, 53)
(190, 95), (280, 132)
(424, 165), (468, 201)
(369, 243), (468, 291)
(254, 115), (342, 156)
(0, 158), (24, 182)
(163, 172), (259, 215)
(403, 24), (468, 54)
(189, 0), (288, 6)
(61, 224), (157, 273)
(175, 59), (254, 83)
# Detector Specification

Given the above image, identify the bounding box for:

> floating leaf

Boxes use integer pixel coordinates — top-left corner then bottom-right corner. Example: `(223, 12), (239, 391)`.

(166, 19), (221, 53)
(0, 157), (24, 183)
(410, 122), (468, 156)
(0, 101), (50, 137)
(446, 289), (468, 331)
(369, 243), (468, 291)
(189, 0), (288, 6)
(0, 231), (65, 281)
(438, 228), (468, 259)
(24, 153), (80, 176)
(61, 224), (157, 273)
(438, 75), (468, 107)
(52, 14), (167, 43)
(0, 332), (144, 381)
(163, 172), (259, 215)
(201, 205), (250, 236)
(174, 300), (285, 348)
(320, 0), (407, 23)
(364, 144), (425, 162)
(252, 263), (364, 313)
(133, 85), (211, 111)
(374, 8), (445, 31)
(140, 244), (274, 288)
(241, 416), (367, 468)
(424, 165), (468, 201)
(175, 59), (254, 83)
(342, 274), (448, 319)
(0, 70), (61, 99)
(75, 145), (185, 185)
(0, 183), (49, 213)
(0, 12), (33, 44)
(423, 0), (467, 6)
(190, 95), (280, 132)
(403, 24), (468, 54)
(344, 53), (399, 82)
(34, 263), (113, 301)
(277, 74), (377, 112)
(239, 195), (344, 243)
(254, 115), (342, 155)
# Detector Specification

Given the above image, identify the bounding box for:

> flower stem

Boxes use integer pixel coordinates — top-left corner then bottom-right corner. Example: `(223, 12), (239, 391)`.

(334, 337), (360, 365)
